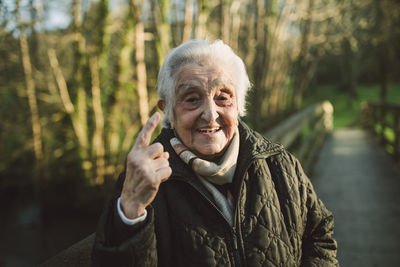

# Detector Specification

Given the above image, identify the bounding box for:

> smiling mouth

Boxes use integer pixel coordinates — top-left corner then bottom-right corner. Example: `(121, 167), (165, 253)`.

(197, 127), (221, 133)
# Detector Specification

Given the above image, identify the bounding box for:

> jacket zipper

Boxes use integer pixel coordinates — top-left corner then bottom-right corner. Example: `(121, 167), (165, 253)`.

(232, 228), (241, 266)
(231, 152), (281, 267)
(231, 158), (256, 267)
(173, 151), (280, 267)
(173, 178), (242, 266)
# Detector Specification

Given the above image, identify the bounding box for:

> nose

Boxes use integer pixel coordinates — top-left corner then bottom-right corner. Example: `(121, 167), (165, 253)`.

(200, 98), (219, 122)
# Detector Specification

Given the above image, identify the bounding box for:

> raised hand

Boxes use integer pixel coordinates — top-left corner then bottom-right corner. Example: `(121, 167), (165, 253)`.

(120, 112), (172, 219)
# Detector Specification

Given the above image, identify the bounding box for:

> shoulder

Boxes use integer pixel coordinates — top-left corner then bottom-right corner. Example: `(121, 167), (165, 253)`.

(237, 120), (283, 157)
(268, 148), (309, 183)
(237, 120), (309, 187)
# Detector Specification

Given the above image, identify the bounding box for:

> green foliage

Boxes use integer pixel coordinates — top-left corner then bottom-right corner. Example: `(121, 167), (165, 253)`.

(383, 128), (395, 143)
(2, 0), (399, 262)
(303, 83), (400, 129)
(372, 121), (398, 157)
(2, 0), (400, 224)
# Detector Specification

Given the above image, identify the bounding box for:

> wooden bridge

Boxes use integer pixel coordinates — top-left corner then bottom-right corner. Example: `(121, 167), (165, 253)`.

(40, 101), (400, 267)
(267, 101), (400, 266)
(313, 128), (400, 266)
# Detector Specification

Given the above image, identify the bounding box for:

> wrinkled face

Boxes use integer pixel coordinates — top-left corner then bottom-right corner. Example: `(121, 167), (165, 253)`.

(172, 62), (239, 160)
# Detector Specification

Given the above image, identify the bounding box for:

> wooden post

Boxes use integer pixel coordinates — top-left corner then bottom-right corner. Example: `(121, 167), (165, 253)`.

(394, 111), (399, 160)
(373, 104), (379, 135)
(380, 104), (386, 145)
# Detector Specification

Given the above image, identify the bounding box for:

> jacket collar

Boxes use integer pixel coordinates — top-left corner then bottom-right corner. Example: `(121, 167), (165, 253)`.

(236, 119), (283, 160)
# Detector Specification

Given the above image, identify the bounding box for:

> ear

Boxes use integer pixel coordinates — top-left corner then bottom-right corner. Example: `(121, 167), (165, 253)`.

(157, 99), (165, 111)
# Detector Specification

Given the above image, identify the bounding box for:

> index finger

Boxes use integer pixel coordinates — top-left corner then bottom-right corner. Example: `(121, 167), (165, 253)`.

(134, 112), (161, 149)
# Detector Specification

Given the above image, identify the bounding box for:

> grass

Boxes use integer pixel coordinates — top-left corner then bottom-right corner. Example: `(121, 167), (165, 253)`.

(302, 83), (400, 129)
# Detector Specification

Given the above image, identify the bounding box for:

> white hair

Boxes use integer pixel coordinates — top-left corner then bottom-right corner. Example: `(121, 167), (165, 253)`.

(157, 39), (251, 128)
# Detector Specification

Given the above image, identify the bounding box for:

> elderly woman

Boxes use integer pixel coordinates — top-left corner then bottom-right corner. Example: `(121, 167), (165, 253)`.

(92, 40), (338, 266)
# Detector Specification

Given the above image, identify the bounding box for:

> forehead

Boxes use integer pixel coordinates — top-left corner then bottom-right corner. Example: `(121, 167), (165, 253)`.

(175, 62), (235, 92)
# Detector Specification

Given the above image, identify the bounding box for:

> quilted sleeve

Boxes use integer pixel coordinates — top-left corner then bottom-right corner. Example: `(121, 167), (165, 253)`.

(91, 172), (158, 267)
(296, 159), (339, 267)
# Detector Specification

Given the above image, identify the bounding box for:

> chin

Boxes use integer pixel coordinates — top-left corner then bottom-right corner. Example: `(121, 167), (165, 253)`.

(195, 145), (226, 160)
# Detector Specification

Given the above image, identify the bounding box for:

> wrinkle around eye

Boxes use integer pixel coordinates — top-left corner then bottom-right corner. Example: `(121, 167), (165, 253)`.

(180, 97), (202, 109)
(215, 92), (234, 106)
(216, 100), (233, 107)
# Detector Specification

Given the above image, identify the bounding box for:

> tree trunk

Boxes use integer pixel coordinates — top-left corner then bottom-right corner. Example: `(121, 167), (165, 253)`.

(292, 0), (315, 108)
(151, 0), (172, 67)
(264, 0), (296, 118)
(339, 38), (357, 100)
(47, 49), (88, 149)
(182, 0), (194, 42)
(220, 0), (231, 44)
(195, 0), (218, 39)
(108, 28), (134, 157)
(243, 0), (257, 69)
(72, 0), (89, 162)
(376, 0), (392, 103)
(378, 41), (389, 102)
(131, 0), (149, 126)
(229, 0), (242, 52)
(89, 56), (105, 184)
(249, 0), (267, 130)
(17, 0), (43, 166)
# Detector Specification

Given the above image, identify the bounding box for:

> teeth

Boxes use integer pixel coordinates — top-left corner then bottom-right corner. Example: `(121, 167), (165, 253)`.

(199, 128), (220, 133)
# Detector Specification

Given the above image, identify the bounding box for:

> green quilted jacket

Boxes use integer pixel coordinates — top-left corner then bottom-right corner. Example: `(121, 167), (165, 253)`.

(92, 121), (338, 267)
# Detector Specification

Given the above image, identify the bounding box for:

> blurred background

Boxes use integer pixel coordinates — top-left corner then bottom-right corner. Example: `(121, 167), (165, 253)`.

(0, 0), (399, 265)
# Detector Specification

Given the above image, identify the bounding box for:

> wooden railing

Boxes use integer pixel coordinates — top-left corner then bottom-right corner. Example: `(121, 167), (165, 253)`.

(40, 101), (334, 266)
(265, 101), (334, 173)
(39, 234), (94, 266)
(361, 101), (400, 161)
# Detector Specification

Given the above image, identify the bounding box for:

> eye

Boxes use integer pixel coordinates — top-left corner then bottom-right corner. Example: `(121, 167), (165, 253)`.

(216, 95), (228, 101)
(215, 90), (233, 106)
(185, 96), (200, 103)
(180, 93), (202, 110)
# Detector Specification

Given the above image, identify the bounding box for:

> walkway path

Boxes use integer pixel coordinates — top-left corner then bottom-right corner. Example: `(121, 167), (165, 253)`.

(312, 128), (400, 267)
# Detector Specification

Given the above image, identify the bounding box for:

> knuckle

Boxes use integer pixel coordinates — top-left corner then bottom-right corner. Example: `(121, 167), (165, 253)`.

(148, 176), (160, 189)
(167, 167), (172, 176)
(149, 142), (163, 154)
(144, 167), (154, 178)
(161, 158), (170, 167)
(154, 142), (163, 151)
(147, 121), (155, 130)
(143, 126), (153, 136)
(162, 167), (172, 178)
(148, 117), (157, 128)
(127, 157), (142, 168)
(160, 167), (172, 182)
(137, 132), (146, 143)
(136, 164), (149, 176)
